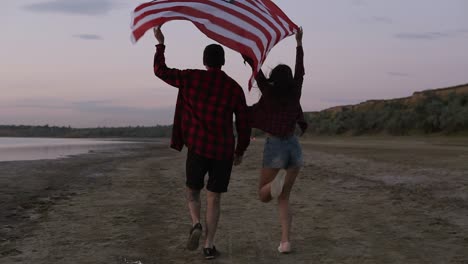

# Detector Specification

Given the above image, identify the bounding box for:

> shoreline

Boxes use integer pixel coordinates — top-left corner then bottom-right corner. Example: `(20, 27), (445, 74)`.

(0, 138), (159, 162)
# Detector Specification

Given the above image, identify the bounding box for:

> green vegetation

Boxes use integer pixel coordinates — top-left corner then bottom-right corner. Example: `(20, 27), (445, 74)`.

(0, 125), (172, 138)
(3, 85), (468, 138)
(305, 92), (468, 135)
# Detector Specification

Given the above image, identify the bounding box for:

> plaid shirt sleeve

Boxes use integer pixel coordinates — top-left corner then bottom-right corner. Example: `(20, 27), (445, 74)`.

(154, 44), (184, 151)
(294, 46), (305, 92)
(154, 44), (186, 88)
(295, 46), (307, 134)
(297, 105), (308, 134)
(233, 86), (251, 156)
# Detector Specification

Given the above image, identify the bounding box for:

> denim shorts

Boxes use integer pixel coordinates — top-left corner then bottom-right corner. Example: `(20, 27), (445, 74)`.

(263, 135), (303, 169)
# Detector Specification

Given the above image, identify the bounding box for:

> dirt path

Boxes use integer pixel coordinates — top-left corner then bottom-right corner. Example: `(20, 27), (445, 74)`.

(1, 138), (468, 263)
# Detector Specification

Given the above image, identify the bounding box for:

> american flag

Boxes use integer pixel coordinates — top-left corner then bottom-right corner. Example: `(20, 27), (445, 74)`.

(130, 0), (299, 89)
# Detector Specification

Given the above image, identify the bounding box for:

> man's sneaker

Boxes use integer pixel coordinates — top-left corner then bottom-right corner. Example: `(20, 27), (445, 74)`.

(278, 241), (291, 254)
(270, 170), (286, 199)
(186, 223), (202, 251)
(203, 246), (219, 260)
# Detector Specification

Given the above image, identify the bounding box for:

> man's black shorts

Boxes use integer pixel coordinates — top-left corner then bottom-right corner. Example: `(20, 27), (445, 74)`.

(186, 150), (233, 193)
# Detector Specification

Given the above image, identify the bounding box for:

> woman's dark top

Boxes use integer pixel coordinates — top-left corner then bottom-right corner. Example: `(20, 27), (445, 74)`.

(250, 46), (307, 137)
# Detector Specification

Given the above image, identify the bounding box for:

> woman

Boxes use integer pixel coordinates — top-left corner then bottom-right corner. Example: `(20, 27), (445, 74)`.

(244, 27), (306, 253)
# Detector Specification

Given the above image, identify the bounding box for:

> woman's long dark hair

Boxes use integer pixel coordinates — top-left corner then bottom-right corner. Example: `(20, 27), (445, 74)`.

(266, 64), (299, 106)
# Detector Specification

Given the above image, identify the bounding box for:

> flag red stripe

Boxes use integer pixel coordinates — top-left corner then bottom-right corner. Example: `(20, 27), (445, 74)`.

(133, 10), (263, 61)
(132, 0), (289, 50)
(133, 0), (281, 51)
(256, 0), (298, 33)
(133, 12), (260, 66)
(246, 0), (290, 40)
(131, 0), (298, 89)
(230, 0), (284, 60)
(134, 5), (268, 56)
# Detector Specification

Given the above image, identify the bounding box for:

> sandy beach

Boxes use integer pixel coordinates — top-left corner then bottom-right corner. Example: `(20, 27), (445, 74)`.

(1, 137), (468, 264)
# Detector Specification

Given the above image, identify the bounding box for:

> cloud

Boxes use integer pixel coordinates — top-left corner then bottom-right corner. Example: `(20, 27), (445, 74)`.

(395, 29), (468, 40)
(71, 101), (157, 115)
(352, 0), (367, 6)
(5, 99), (167, 118)
(360, 16), (393, 25)
(370, 16), (393, 24)
(72, 101), (175, 126)
(2, 98), (175, 126)
(11, 98), (70, 109)
(388, 72), (411, 77)
(73, 34), (102, 40)
(23, 0), (115, 16)
(320, 98), (365, 106)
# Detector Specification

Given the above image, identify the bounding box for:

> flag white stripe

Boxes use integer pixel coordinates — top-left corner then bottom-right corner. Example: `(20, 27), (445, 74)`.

(135, 12), (263, 61)
(132, 1), (281, 63)
(132, 2), (270, 52)
(236, 0), (288, 39)
(206, 0), (280, 55)
(133, 0), (287, 46)
(132, 0), (285, 54)
(131, 0), (298, 89)
(238, 1), (287, 52)
(247, 0), (269, 16)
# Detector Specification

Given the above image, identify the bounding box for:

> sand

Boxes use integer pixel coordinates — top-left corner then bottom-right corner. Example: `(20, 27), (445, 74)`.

(1, 137), (468, 264)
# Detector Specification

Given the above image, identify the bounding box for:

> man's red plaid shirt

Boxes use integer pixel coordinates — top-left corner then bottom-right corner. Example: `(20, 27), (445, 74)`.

(154, 44), (251, 160)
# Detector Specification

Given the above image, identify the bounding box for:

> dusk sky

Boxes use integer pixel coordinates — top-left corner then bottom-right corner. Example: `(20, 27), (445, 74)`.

(1, 0), (467, 127)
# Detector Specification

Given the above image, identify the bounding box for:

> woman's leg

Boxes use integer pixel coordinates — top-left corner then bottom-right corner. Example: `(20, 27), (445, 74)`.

(258, 168), (281, 203)
(278, 167), (299, 245)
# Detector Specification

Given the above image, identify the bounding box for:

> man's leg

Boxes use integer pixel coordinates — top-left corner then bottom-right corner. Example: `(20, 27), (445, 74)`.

(203, 157), (231, 254)
(204, 191), (221, 249)
(186, 187), (201, 225)
(186, 187), (203, 251)
(185, 151), (207, 250)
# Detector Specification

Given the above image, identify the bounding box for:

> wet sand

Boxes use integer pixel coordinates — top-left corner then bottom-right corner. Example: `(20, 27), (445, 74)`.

(1, 137), (468, 264)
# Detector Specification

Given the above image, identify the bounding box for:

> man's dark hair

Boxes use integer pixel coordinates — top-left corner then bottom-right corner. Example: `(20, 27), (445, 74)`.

(203, 44), (225, 68)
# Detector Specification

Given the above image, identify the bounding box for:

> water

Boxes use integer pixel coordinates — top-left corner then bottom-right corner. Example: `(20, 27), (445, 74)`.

(0, 137), (138, 162)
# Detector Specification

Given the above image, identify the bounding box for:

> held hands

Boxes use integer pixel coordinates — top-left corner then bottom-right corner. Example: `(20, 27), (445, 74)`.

(296, 26), (303, 47)
(153, 26), (165, 45)
(233, 154), (243, 166)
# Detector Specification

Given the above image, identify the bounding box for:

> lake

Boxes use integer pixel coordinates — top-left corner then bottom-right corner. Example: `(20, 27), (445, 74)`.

(0, 137), (139, 162)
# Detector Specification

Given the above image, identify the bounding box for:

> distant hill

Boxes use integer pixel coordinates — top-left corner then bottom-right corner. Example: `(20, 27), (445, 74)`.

(304, 83), (468, 135)
(0, 125), (173, 138)
(3, 83), (468, 138)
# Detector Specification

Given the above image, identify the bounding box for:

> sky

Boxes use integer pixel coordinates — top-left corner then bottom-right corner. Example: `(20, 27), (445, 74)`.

(1, 0), (467, 127)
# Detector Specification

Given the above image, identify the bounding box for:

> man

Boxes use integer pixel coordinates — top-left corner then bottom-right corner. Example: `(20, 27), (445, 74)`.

(152, 26), (250, 260)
